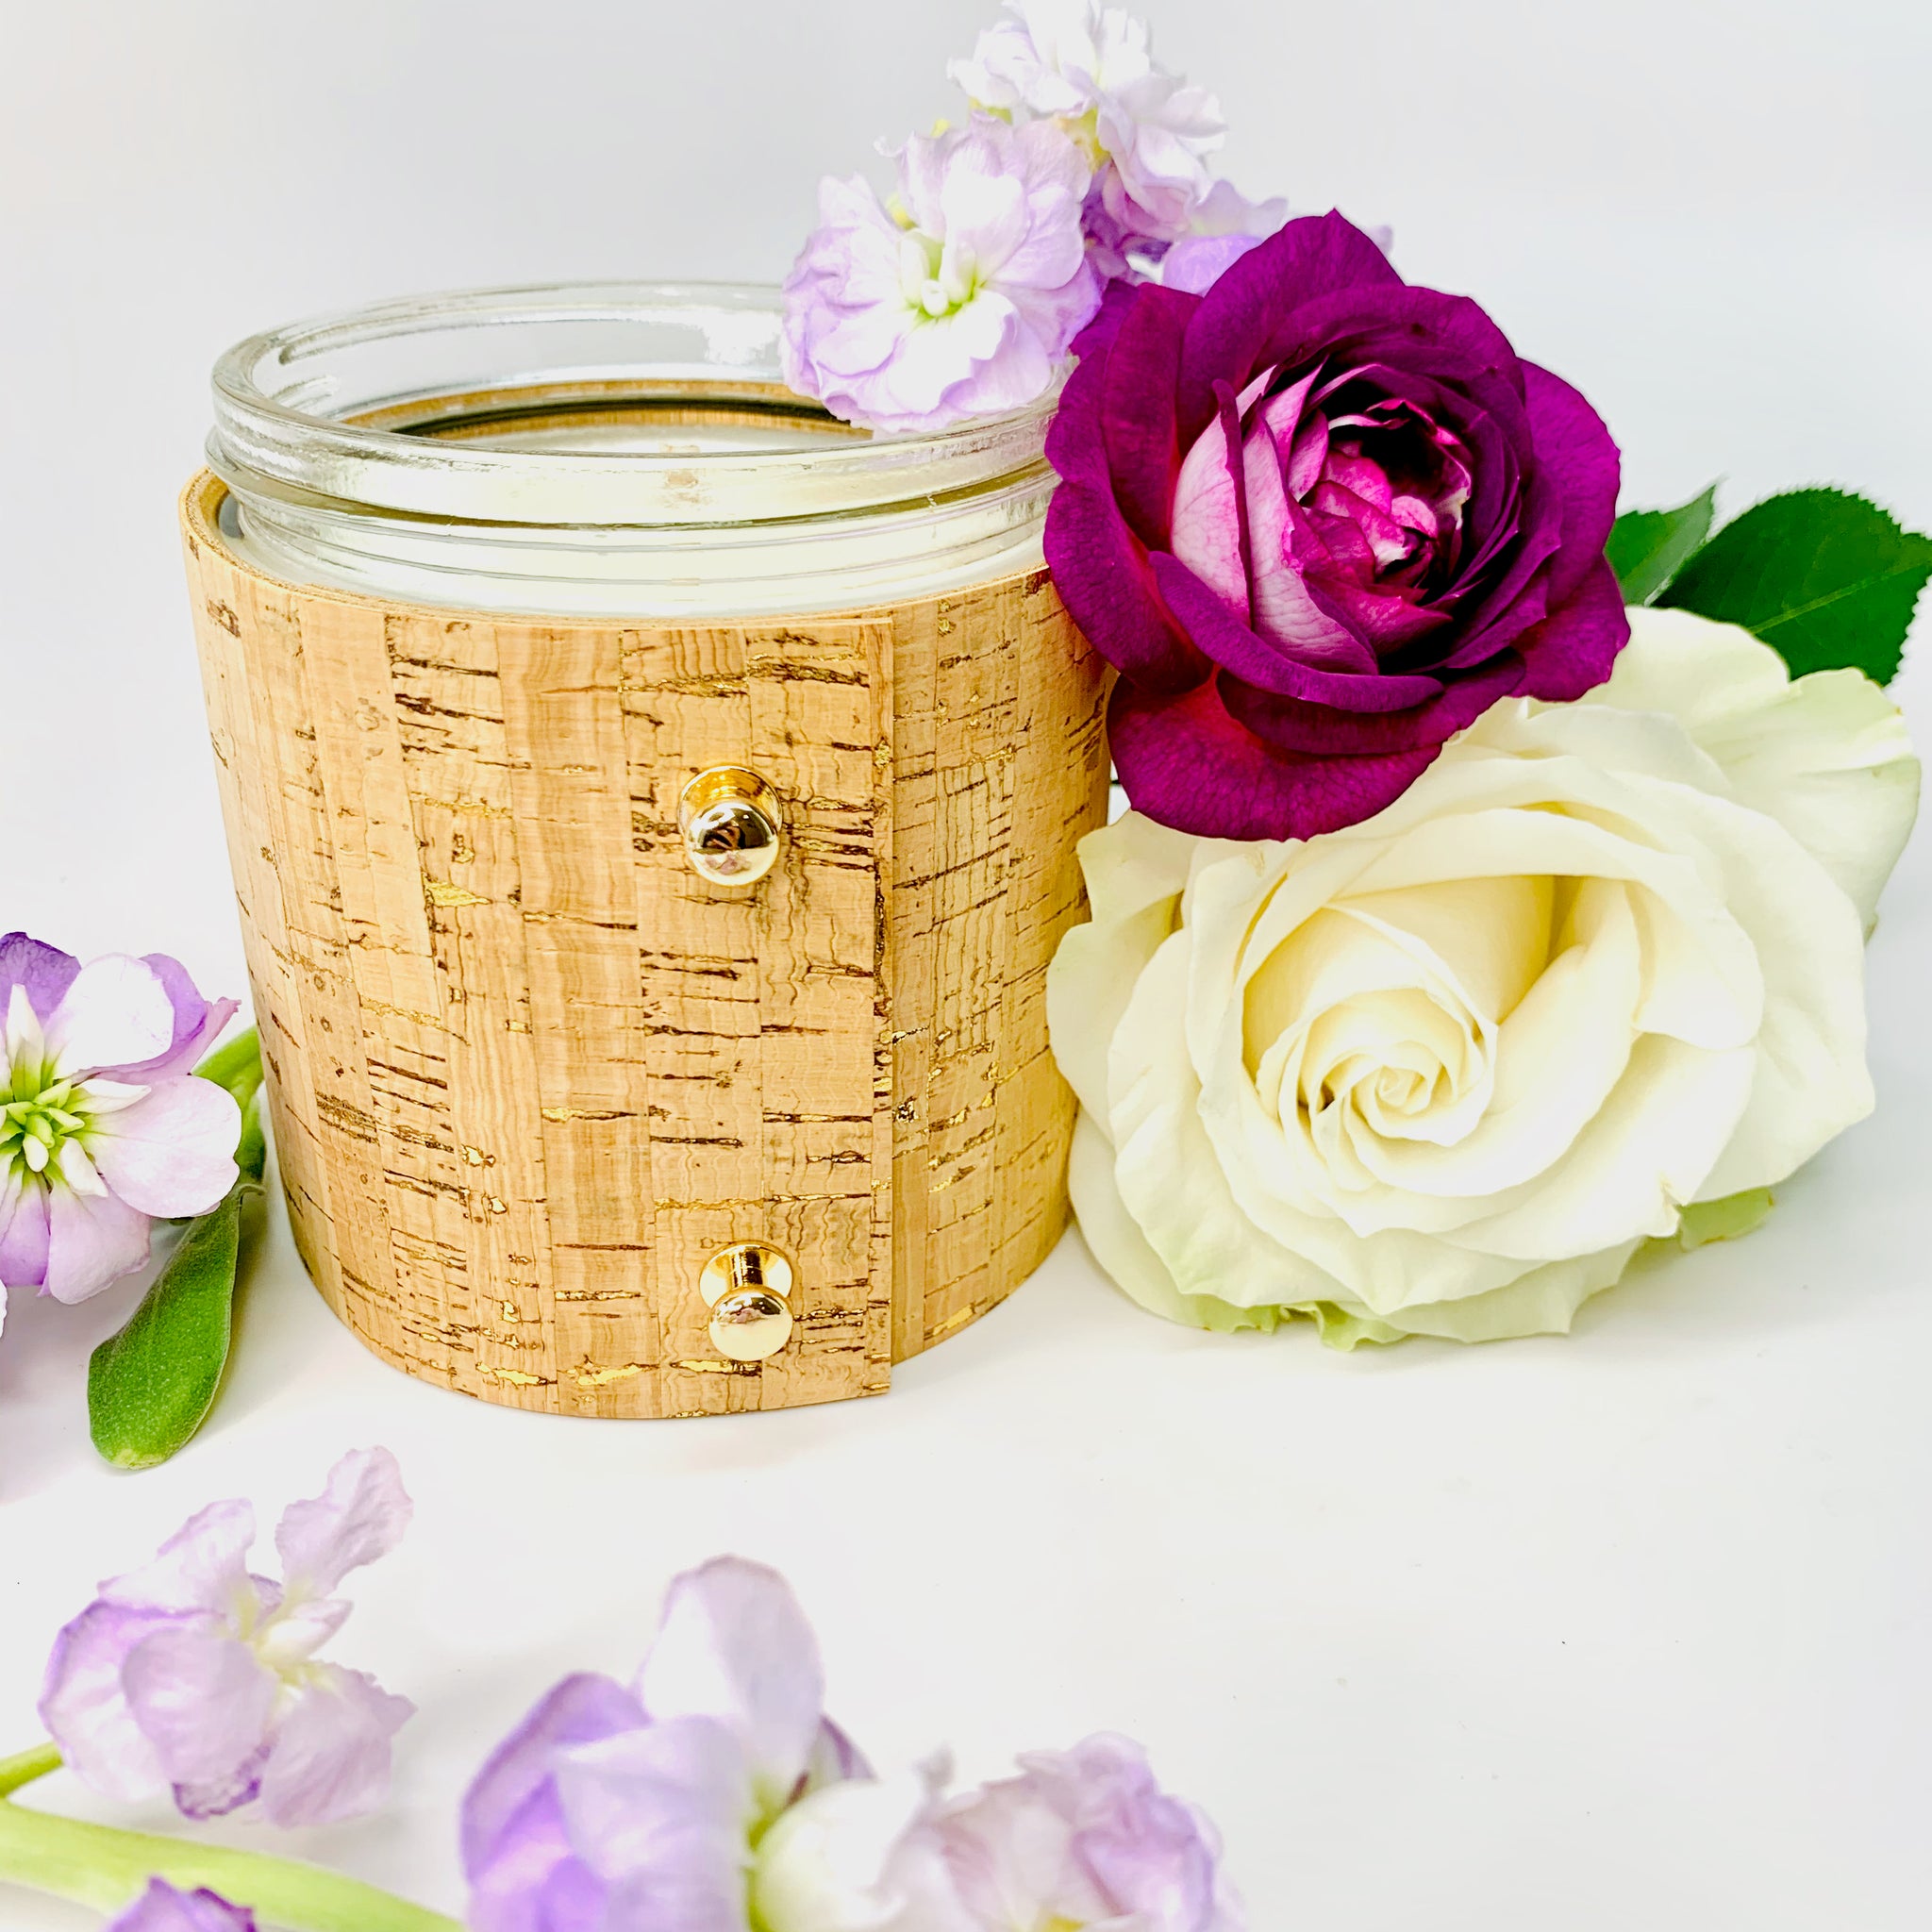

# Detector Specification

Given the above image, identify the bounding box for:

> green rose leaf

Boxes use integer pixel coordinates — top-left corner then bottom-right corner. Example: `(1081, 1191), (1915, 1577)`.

(1606, 484), (1716, 605)
(89, 1176), (247, 1470)
(1657, 487), (1932, 683)
(89, 1030), (268, 1469)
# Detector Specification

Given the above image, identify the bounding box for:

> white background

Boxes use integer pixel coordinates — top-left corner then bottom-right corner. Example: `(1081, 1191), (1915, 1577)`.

(3, 2), (1930, 1926)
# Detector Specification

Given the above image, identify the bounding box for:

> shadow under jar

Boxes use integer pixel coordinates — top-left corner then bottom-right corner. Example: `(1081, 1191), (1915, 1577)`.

(183, 283), (1110, 1418)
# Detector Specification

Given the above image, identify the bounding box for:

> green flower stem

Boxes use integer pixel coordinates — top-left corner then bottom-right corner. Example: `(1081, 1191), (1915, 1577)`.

(0, 1745), (61, 1800)
(0, 1746), (459, 1932)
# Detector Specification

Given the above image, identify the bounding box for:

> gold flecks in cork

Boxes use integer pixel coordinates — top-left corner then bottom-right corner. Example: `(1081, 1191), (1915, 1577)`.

(181, 474), (1110, 1419)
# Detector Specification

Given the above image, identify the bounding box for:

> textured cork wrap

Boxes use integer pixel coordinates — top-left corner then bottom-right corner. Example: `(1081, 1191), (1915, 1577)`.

(180, 475), (1111, 1417)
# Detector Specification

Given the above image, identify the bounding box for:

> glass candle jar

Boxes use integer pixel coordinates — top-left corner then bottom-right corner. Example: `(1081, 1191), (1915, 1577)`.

(183, 282), (1110, 1419)
(207, 282), (1060, 615)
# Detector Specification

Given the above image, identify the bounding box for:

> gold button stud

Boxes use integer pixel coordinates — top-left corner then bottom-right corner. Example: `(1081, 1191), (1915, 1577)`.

(709, 1287), (794, 1362)
(677, 766), (783, 888)
(698, 1241), (795, 1362)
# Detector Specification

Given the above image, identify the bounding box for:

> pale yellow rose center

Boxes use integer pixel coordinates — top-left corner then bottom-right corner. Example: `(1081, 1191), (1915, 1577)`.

(1241, 874), (1558, 1180)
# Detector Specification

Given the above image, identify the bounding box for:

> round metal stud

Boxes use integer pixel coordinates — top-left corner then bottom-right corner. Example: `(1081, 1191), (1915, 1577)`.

(697, 1241), (796, 1363)
(677, 766), (784, 888)
(708, 1287), (794, 1362)
(697, 1241), (794, 1308)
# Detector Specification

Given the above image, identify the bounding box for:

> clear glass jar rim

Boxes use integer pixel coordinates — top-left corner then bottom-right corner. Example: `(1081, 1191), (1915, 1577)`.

(208, 280), (1059, 530)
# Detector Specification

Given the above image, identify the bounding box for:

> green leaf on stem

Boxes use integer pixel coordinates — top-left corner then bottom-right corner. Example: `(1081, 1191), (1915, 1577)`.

(89, 1030), (267, 1471)
(1657, 487), (1932, 682)
(1606, 485), (1717, 605)
(88, 1178), (250, 1470)
(194, 1025), (264, 1110)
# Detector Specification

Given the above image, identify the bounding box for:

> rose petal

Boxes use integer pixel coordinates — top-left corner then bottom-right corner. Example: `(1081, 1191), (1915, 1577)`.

(1098, 282), (1196, 545)
(1519, 361), (1623, 601)
(1177, 211), (1403, 441)
(1594, 608), (1922, 933)
(1109, 678), (1440, 842)
(1042, 484), (1206, 692)
(1219, 651), (1521, 758)
(1168, 408), (1247, 616)
(1106, 930), (1351, 1307)
(1151, 557), (1431, 708)
(1509, 557), (1628, 704)
(1048, 815), (1199, 1124)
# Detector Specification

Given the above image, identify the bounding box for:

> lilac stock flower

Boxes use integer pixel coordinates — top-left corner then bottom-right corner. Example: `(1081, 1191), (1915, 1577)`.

(937, 1735), (1243, 1931)
(466, 1557), (1244, 1932)
(950, 1), (1280, 279)
(951, 2), (1217, 234)
(0, 935), (240, 1326)
(105, 1881), (257, 1932)
(780, 115), (1100, 434)
(464, 1557), (884, 1932)
(749, 1760), (983, 1932)
(758, 1734), (1243, 1932)
(40, 1449), (413, 1827)
(1045, 210), (1627, 841)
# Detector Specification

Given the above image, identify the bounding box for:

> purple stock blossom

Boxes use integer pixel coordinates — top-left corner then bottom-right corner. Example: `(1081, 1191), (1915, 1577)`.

(1044, 210), (1626, 840)
(39, 1449), (413, 1827)
(938, 1734), (1243, 1931)
(0, 935), (240, 1327)
(780, 115), (1100, 434)
(950, 1), (1282, 280)
(464, 1557), (1244, 1932)
(105, 1881), (257, 1932)
(951, 0), (1224, 232)
(462, 1557), (872, 1932)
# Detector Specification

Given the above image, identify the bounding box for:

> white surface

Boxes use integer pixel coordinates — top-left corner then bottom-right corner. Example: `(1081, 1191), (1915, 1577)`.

(3, 2), (1930, 1926)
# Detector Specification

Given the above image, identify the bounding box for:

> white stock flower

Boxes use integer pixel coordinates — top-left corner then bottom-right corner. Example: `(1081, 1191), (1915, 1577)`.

(1049, 609), (1920, 1343)
(780, 115), (1099, 433)
(950, 0), (1224, 234)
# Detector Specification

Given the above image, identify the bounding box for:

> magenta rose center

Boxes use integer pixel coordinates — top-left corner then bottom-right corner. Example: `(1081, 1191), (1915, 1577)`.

(1171, 365), (1478, 672)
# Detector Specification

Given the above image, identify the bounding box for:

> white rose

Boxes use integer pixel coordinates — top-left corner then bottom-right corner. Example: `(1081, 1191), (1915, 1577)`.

(1049, 608), (1920, 1343)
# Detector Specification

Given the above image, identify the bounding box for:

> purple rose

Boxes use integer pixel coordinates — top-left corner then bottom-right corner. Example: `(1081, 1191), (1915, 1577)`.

(1044, 211), (1626, 839)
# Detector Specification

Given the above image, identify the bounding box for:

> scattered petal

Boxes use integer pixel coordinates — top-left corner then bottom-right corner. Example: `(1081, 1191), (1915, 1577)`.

(275, 1446), (414, 1600)
(105, 1880), (258, 1932)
